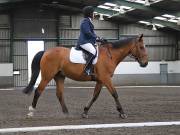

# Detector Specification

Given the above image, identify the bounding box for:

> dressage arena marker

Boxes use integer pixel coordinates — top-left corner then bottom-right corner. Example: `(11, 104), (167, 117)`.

(0, 121), (180, 133)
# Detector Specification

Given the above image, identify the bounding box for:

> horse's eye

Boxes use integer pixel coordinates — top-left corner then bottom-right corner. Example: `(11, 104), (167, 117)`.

(140, 46), (144, 50)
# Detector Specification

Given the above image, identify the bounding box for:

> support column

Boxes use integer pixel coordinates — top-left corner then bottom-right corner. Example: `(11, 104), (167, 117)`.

(9, 12), (14, 63)
(56, 13), (60, 46)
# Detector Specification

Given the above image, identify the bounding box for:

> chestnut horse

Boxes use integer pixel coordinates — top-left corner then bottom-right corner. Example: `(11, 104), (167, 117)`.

(23, 34), (148, 119)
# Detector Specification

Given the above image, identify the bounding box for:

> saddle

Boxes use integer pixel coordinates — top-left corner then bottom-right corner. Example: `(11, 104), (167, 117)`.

(69, 46), (98, 64)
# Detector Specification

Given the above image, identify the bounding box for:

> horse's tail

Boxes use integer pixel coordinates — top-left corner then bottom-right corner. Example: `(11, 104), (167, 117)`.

(23, 51), (45, 94)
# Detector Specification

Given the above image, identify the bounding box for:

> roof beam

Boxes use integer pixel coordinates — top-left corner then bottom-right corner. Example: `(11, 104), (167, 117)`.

(111, 0), (180, 18)
(173, 12), (180, 17)
(169, 0), (180, 2)
(151, 19), (180, 31)
(95, 7), (180, 31)
(97, 0), (180, 17)
(41, 3), (82, 12)
(95, 7), (117, 16)
(113, 0), (167, 15)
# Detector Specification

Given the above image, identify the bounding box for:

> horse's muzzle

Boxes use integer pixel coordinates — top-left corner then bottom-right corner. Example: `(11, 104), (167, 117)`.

(140, 62), (148, 67)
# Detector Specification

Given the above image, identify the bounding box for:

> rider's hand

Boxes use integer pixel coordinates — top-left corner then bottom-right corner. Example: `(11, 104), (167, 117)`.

(96, 37), (107, 43)
(96, 36), (101, 42)
(100, 38), (107, 43)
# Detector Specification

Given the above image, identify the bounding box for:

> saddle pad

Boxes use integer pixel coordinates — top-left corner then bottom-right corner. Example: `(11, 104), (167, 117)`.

(69, 47), (98, 64)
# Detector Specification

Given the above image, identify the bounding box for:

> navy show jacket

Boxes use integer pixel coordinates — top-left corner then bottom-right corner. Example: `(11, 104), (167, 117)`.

(77, 18), (97, 48)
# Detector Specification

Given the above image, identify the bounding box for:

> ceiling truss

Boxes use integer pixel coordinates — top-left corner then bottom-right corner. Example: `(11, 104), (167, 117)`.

(96, 0), (180, 31)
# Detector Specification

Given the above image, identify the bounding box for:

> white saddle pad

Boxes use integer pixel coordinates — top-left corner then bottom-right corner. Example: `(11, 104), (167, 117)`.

(70, 47), (98, 64)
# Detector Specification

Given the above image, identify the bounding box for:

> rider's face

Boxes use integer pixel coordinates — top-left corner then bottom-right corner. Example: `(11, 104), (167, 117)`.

(92, 13), (95, 20)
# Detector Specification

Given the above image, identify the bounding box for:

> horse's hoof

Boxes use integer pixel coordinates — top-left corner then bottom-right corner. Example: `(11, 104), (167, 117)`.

(22, 87), (32, 95)
(27, 112), (34, 118)
(29, 106), (35, 112)
(62, 109), (69, 115)
(22, 89), (28, 94)
(81, 113), (88, 119)
(119, 113), (128, 119)
(26, 106), (35, 118)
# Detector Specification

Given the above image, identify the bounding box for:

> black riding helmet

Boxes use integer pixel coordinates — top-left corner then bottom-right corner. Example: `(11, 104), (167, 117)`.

(83, 6), (94, 18)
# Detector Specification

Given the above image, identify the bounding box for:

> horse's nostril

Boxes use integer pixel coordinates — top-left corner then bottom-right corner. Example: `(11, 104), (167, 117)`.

(140, 62), (148, 67)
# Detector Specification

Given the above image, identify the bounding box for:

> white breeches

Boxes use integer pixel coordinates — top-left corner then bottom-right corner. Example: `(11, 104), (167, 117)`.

(80, 43), (96, 55)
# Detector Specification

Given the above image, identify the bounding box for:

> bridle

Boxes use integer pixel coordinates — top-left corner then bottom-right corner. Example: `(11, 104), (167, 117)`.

(128, 41), (140, 61)
(128, 40), (144, 62)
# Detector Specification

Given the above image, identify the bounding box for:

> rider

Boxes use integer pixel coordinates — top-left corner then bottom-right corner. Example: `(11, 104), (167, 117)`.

(76, 6), (98, 75)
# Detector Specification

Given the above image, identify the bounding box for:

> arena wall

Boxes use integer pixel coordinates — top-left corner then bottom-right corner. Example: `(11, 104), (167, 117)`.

(0, 10), (179, 87)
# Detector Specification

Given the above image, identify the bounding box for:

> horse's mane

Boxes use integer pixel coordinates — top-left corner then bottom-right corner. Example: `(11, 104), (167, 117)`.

(111, 37), (137, 49)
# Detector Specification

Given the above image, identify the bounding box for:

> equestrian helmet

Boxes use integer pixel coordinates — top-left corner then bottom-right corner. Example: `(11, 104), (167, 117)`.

(83, 6), (94, 18)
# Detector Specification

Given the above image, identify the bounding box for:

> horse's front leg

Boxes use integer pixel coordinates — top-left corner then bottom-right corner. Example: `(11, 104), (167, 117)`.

(104, 79), (127, 119)
(82, 82), (102, 118)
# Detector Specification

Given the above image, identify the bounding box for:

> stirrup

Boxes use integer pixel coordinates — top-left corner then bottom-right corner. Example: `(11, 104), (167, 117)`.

(84, 68), (92, 75)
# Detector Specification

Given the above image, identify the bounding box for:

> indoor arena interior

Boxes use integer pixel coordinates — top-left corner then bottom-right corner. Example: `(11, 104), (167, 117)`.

(0, 0), (180, 134)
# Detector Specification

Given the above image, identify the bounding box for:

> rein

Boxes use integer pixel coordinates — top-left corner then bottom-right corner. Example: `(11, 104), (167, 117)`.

(100, 43), (112, 59)
(106, 45), (112, 59)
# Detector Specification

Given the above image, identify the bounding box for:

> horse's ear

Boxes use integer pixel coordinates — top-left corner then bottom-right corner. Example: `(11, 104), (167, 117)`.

(139, 34), (143, 41)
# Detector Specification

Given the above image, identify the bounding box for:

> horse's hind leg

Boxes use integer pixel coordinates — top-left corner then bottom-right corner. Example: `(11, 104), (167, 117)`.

(54, 73), (68, 115)
(27, 79), (49, 117)
(82, 82), (102, 118)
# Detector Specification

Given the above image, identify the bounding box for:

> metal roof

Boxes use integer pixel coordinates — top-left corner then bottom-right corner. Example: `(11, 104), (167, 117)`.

(96, 0), (180, 32)
(0, 0), (101, 13)
(0, 0), (180, 32)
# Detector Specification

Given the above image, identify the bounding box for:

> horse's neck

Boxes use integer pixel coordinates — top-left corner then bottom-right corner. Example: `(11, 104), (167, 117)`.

(111, 43), (134, 66)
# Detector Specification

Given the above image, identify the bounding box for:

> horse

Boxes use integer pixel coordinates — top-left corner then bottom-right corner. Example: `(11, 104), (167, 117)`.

(23, 34), (148, 119)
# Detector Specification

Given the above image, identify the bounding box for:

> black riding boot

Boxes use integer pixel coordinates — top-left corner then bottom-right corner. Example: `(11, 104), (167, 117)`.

(84, 53), (95, 75)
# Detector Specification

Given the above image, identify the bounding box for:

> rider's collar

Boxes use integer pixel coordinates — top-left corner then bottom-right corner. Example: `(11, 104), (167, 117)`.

(88, 17), (92, 23)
